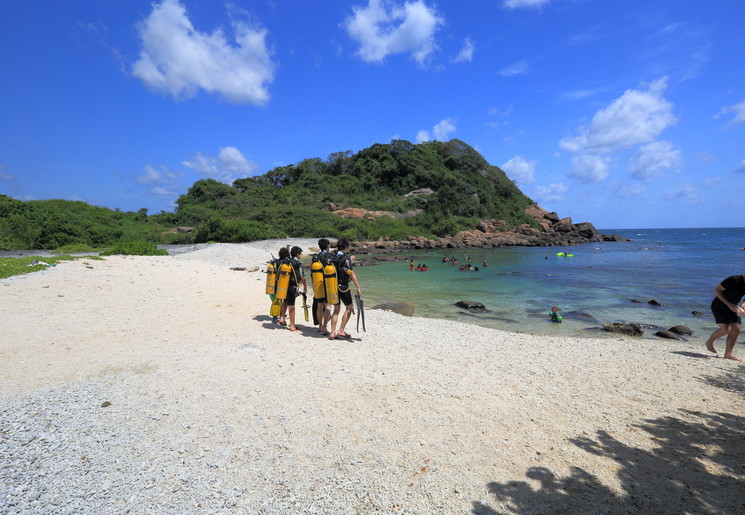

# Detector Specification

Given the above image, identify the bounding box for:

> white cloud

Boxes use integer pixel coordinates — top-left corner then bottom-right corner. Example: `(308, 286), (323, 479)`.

(568, 154), (610, 184)
(734, 159), (745, 174)
(561, 78), (678, 185)
(132, 0), (275, 105)
(503, 0), (551, 8)
(501, 155), (536, 183)
(717, 99), (745, 127)
(134, 165), (181, 197)
(182, 146), (259, 184)
(665, 183), (701, 204)
(150, 186), (179, 197)
(560, 78), (675, 154)
(498, 60), (529, 77)
(452, 38), (474, 63)
(0, 165), (13, 181)
(416, 119), (456, 142)
(415, 130), (430, 143)
(135, 164), (178, 185)
(534, 182), (568, 203)
(628, 141), (681, 180)
(433, 118), (456, 140)
(344, 0), (443, 64)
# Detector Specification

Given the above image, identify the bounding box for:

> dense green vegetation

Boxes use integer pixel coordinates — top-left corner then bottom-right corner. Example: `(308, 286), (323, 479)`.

(0, 196), (170, 251)
(0, 139), (536, 250)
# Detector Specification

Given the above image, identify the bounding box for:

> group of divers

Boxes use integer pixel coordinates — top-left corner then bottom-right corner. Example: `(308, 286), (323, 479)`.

(264, 238), (364, 340)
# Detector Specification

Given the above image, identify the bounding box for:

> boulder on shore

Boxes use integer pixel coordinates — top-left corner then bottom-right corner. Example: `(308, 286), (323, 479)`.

(603, 322), (643, 337)
(371, 302), (415, 317)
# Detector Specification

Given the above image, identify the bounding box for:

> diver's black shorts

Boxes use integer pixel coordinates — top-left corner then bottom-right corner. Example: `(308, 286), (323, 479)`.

(711, 299), (742, 325)
(284, 288), (297, 306)
(338, 286), (353, 307)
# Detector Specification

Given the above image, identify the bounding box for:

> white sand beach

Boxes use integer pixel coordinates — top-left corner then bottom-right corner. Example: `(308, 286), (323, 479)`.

(1, 241), (743, 513)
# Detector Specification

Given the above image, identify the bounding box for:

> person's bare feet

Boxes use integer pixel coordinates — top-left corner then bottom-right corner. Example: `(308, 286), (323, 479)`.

(723, 353), (743, 362)
(705, 341), (718, 354)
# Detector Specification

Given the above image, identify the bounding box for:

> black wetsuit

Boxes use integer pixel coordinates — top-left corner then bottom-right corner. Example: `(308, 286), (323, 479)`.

(336, 252), (354, 306)
(711, 274), (745, 324)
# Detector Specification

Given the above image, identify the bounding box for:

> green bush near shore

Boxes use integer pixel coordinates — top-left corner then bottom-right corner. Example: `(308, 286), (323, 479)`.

(0, 255), (102, 279)
(100, 241), (168, 256)
(51, 243), (102, 254)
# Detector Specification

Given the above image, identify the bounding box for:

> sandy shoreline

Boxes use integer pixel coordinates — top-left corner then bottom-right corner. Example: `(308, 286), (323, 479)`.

(1, 241), (743, 513)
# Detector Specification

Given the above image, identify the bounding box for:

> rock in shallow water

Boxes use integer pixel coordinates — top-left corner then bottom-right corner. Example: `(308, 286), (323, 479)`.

(656, 330), (684, 340)
(668, 325), (692, 335)
(602, 322), (643, 337)
(454, 300), (487, 311)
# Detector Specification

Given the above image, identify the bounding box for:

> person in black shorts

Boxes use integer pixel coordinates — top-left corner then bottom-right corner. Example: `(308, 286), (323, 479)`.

(279, 246), (306, 332)
(315, 238), (332, 335)
(704, 274), (745, 361)
(328, 238), (362, 340)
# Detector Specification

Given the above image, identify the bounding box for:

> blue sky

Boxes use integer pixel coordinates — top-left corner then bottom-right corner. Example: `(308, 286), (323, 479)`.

(1, 0), (743, 229)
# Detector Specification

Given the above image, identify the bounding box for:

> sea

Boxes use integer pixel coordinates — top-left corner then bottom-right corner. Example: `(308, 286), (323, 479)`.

(355, 228), (745, 342)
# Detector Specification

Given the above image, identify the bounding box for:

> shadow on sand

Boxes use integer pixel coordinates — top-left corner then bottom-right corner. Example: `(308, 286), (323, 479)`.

(252, 315), (362, 340)
(474, 402), (744, 513)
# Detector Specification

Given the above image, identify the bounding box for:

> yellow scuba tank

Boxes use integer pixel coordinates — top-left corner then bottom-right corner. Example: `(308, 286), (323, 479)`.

(265, 261), (277, 295)
(275, 260), (292, 301)
(311, 259), (325, 299)
(323, 260), (339, 305)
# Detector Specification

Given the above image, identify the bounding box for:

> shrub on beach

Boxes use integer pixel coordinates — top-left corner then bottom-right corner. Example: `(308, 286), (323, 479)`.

(194, 217), (282, 243)
(52, 243), (101, 254)
(0, 255), (94, 279)
(101, 241), (168, 256)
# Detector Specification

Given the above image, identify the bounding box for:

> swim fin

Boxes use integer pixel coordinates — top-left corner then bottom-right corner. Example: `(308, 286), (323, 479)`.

(355, 294), (365, 332)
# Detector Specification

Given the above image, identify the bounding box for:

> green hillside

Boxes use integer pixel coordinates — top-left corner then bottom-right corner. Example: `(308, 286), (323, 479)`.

(0, 139), (537, 250)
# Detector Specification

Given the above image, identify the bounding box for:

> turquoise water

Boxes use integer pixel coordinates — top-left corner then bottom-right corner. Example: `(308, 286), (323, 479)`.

(355, 228), (745, 340)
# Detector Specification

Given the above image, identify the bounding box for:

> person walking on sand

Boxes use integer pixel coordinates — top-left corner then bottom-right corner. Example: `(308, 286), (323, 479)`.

(328, 238), (362, 340)
(279, 246), (306, 332)
(314, 238), (332, 335)
(704, 274), (745, 362)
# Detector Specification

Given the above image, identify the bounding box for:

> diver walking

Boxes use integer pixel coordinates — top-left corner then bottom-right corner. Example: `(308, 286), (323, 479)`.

(328, 238), (362, 340)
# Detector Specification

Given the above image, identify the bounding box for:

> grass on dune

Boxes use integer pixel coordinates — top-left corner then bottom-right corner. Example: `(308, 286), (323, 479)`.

(0, 255), (104, 279)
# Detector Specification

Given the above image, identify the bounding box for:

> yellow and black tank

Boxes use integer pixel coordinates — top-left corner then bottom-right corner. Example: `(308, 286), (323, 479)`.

(311, 259), (325, 299)
(275, 260), (293, 301)
(265, 261), (277, 295)
(323, 260), (339, 305)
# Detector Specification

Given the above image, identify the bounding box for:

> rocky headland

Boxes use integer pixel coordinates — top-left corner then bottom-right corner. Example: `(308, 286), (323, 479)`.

(352, 203), (628, 252)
